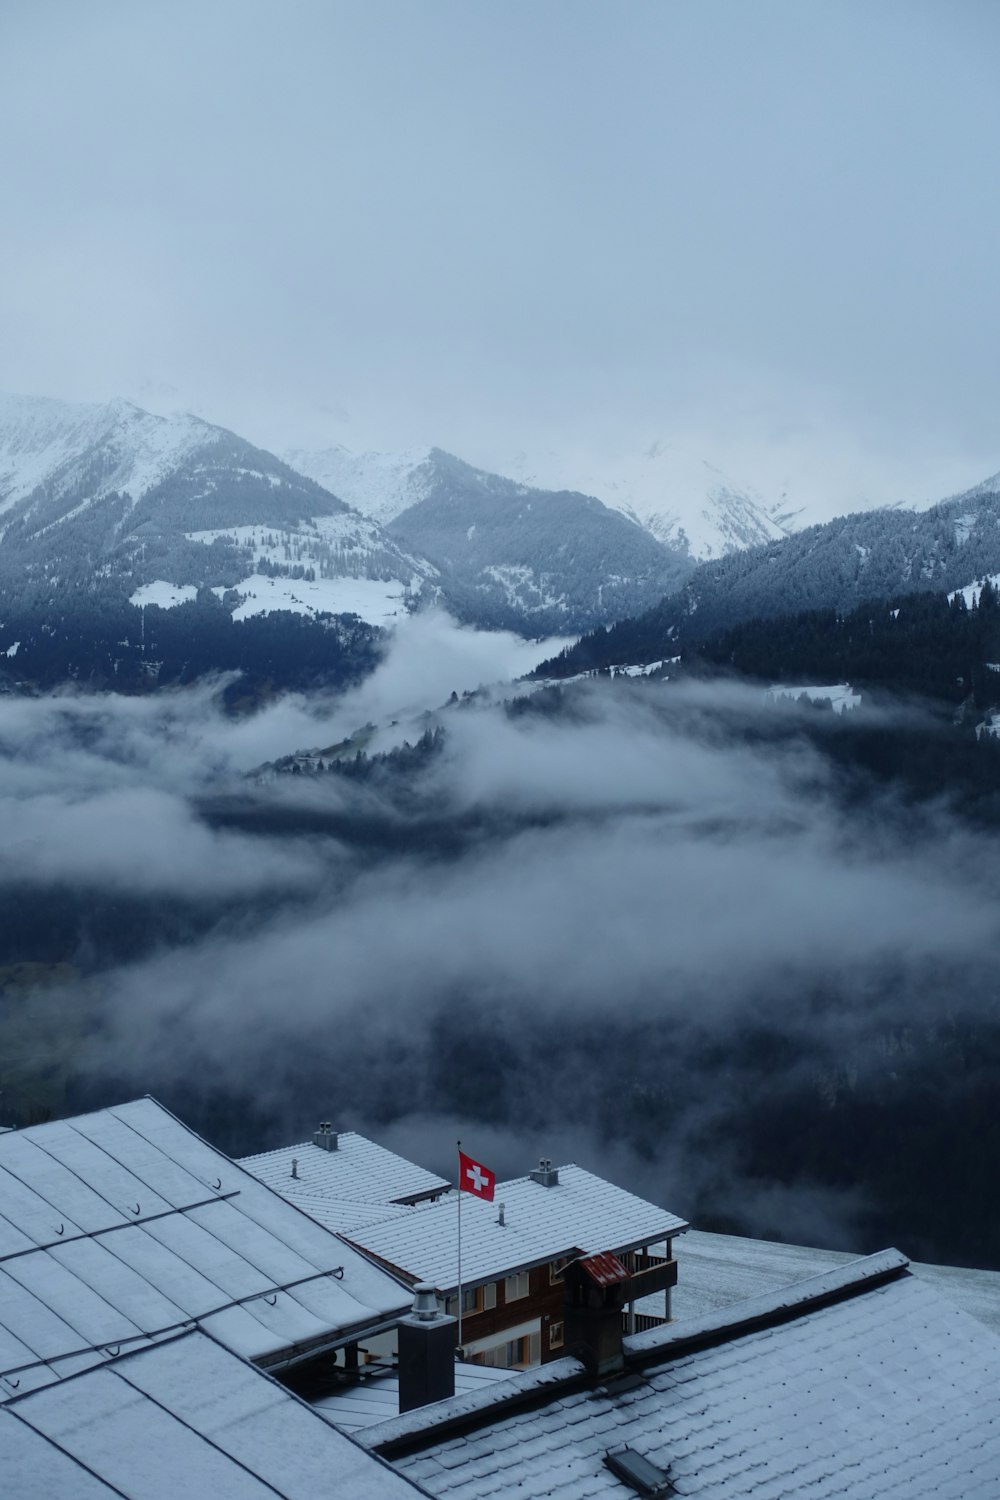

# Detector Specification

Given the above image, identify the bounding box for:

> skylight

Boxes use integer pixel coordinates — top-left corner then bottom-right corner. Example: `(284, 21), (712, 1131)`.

(603, 1445), (674, 1497)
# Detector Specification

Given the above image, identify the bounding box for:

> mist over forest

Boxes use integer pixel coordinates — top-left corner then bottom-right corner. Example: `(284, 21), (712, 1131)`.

(5, 611), (1000, 1270)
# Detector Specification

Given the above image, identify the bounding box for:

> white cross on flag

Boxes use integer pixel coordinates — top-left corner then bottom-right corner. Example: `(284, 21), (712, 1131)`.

(458, 1149), (495, 1202)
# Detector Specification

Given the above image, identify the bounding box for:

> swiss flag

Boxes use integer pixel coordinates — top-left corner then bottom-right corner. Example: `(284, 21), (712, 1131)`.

(459, 1150), (495, 1202)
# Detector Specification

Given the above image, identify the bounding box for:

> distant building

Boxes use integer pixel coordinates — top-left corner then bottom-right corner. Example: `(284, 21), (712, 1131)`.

(239, 1123), (450, 1213)
(342, 1160), (688, 1370)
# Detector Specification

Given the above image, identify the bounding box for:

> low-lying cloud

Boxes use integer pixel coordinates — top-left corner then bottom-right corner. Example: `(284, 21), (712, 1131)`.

(3, 621), (999, 1259)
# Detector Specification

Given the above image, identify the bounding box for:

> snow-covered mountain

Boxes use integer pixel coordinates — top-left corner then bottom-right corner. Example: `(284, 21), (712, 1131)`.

(282, 443), (436, 526)
(285, 440), (793, 562)
(543, 467), (1000, 676)
(0, 394), (433, 629)
(0, 393), (217, 514)
(502, 443), (795, 559)
(0, 400), (692, 638)
(283, 444), (693, 633)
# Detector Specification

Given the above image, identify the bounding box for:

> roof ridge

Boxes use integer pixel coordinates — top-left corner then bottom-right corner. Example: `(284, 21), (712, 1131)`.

(364, 1250), (911, 1460)
(361, 1355), (589, 1456)
(625, 1247), (911, 1366)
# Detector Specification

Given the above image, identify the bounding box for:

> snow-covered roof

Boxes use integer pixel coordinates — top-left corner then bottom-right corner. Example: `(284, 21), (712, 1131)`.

(3, 1329), (421, 1499)
(373, 1252), (1000, 1498)
(263, 1186), (413, 1236)
(669, 1228), (1000, 1334)
(239, 1134), (450, 1205)
(315, 1359), (514, 1432)
(0, 1099), (409, 1398)
(345, 1165), (687, 1291)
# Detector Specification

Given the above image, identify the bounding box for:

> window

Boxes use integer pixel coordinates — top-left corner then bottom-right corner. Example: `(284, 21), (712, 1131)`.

(504, 1333), (540, 1368)
(476, 1331), (542, 1370)
(549, 1257), (569, 1285)
(504, 1271), (530, 1302)
(456, 1283), (497, 1316)
(548, 1320), (564, 1350)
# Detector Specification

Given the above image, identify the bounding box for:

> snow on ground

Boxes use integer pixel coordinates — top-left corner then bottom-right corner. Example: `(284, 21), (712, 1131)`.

(185, 512), (429, 568)
(666, 1229), (1000, 1335)
(767, 683), (861, 713)
(219, 573), (414, 625)
(610, 658), (679, 678)
(949, 575), (1000, 609)
(130, 581), (199, 609)
(5, 642), (19, 658)
(481, 564), (566, 612)
(131, 571), (416, 626)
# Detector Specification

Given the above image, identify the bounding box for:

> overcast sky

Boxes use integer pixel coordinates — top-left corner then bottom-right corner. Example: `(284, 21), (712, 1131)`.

(2, 0), (999, 515)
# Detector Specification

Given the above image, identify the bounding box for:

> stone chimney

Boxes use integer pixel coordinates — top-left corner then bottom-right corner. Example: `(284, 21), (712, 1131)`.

(313, 1121), (338, 1151)
(563, 1252), (628, 1377)
(529, 1157), (559, 1187)
(397, 1285), (457, 1414)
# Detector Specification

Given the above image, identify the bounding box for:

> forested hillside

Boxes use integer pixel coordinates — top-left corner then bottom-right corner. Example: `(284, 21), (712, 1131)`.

(0, 594), (381, 696)
(385, 448), (692, 633)
(540, 473), (1000, 676)
(691, 585), (1000, 708)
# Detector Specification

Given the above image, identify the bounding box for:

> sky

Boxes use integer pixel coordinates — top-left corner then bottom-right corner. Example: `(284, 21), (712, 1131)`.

(2, 0), (1000, 517)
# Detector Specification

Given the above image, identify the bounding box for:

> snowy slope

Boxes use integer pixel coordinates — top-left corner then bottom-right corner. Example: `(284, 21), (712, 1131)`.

(0, 394), (445, 632)
(284, 444), (693, 634)
(170, 514), (437, 625)
(282, 444), (435, 525)
(504, 442), (793, 560)
(0, 392), (218, 514)
(284, 440), (791, 564)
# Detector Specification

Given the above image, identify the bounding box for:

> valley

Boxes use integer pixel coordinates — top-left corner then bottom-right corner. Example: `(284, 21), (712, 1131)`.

(3, 388), (1000, 1281)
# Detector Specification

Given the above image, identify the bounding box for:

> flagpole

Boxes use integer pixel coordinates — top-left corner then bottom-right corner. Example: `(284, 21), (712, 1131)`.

(456, 1138), (463, 1350)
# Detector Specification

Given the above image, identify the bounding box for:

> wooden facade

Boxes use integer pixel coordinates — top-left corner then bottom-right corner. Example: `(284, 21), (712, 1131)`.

(442, 1242), (679, 1369)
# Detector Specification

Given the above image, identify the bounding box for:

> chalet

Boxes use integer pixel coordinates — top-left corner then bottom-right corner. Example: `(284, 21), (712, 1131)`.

(341, 1159), (688, 1369)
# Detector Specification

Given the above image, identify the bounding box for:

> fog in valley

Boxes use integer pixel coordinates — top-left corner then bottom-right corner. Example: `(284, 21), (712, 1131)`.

(4, 613), (999, 1266)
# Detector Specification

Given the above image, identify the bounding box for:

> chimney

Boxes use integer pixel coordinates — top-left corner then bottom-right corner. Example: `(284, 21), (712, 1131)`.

(313, 1121), (338, 1151)
(563, 1252), (628, 1378)
(397, 1285), (456, 1414)
(529, 1157), (559, 1187)
(497, 1201), (506, 1227)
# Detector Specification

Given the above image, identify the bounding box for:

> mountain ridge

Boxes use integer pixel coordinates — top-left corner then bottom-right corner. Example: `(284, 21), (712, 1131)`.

(537, 468), (1000, 677)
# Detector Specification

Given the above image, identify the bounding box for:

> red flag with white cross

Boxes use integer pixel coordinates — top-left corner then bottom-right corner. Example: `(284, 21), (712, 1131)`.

(458, 1149), (495, 1202)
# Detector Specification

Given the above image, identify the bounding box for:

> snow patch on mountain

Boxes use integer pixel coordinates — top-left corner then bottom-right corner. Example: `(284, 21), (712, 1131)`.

(130, 582), (199, 609)
(282, 444), (435, 524)
(171, 515), (437, 627)
(220, 573), (417, 625)
(185, 514), (436, 581)
(949, 575), (1000, 610)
